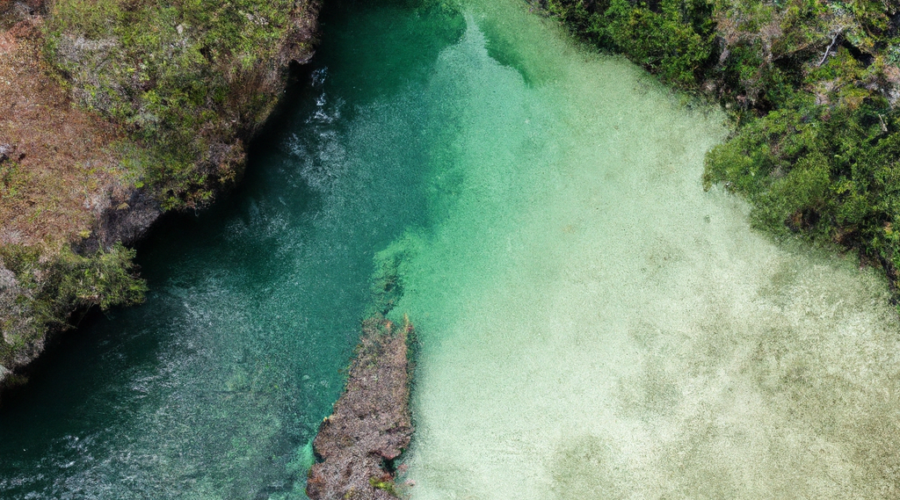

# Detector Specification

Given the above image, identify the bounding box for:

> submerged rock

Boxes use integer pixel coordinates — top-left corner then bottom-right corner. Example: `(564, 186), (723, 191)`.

(306, 317), (414, 500)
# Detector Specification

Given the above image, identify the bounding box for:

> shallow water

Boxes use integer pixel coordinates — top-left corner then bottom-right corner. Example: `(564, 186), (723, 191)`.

(2, 0), (900, 498)
(385, 1), (900, 499)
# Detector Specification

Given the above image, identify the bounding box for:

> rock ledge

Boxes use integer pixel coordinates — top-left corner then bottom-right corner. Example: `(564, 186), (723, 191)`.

(306, 317), (414, 500)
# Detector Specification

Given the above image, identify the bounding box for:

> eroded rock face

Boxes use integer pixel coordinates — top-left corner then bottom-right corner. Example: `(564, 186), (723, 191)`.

(0, 262), (35, 360)
(0, 0), (321, 404)
(0, 143), (14, 162)
(306, 317), (413, 500)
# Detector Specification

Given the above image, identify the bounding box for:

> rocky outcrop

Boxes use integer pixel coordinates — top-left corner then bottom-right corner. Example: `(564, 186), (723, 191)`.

(0, 0), (321, 400)
(0, 262), (34, 364)
(71, 188), (163, 256)
(0, 143), (15, 163)
(307, 317), (414, 500)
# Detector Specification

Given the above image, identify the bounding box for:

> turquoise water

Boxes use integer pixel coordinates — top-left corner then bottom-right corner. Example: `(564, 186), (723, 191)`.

(384, 1), (900, 498)
(0, 3), (462, 497)
(3, 0), (900, 498)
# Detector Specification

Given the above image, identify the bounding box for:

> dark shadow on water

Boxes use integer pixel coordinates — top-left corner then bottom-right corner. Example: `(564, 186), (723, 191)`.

(0, 1), (469, 496)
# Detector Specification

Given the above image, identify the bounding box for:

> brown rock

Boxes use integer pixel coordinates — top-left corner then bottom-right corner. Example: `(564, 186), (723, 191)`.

(306, 317), (414, 500)
(0, 143), (14, 162)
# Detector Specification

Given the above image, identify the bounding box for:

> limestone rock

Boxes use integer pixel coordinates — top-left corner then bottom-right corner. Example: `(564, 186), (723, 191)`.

(306, 317), (414, 500)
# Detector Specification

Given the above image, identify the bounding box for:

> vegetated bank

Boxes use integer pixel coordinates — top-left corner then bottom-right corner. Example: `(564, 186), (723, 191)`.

(539, 0), (900, 300)
(0, 0), (319, 396)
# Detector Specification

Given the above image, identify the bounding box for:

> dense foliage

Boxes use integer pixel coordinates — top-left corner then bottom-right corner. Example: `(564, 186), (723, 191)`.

(541, 0), (900, 294)
(544, 0), (717, 85)
(0, 243), (146, 369)
(44, 0), (317, 209)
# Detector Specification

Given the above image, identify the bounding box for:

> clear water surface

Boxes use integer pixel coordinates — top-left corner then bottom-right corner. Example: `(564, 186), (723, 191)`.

(2, 0), (900, 498)
(0, 2), (462, 497)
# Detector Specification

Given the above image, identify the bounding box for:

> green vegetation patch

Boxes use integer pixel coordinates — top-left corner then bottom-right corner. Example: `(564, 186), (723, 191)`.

(1, 0), (318, 383)
(541, 0), (900, 298)
(543, 0), (718, 86)
(44, 0), (317, 209)
(0, 243), (146, 369)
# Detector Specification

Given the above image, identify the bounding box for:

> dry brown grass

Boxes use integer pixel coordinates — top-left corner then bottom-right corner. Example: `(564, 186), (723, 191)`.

(0, 15), (126, 251)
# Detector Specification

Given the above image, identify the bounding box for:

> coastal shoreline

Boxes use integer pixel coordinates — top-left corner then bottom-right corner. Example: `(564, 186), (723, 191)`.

(0, 0), (321, 401)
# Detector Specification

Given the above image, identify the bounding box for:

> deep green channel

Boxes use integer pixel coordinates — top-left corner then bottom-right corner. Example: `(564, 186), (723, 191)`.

(0, 2), (462, 498)
(4, 0), (900, 498)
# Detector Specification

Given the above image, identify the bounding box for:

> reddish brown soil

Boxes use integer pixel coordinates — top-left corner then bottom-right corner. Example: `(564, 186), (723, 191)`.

(0, 13), (125, 249)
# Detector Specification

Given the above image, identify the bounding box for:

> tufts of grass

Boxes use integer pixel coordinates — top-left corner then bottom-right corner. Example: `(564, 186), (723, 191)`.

(44, 0), (318, 209)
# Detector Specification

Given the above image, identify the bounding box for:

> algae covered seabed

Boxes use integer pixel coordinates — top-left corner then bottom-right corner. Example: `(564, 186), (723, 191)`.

(1, 0), (899, 498)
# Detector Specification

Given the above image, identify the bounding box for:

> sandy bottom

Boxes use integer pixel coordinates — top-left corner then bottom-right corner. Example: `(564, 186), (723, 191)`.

(385, 2), (900, 498)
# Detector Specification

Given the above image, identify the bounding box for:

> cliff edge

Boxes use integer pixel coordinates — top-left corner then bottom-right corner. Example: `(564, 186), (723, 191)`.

(0, 0), (320, 398)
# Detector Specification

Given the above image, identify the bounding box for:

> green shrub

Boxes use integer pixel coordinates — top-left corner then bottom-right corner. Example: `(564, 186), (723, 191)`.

(544, 0), (900, 296)
(544, 0), (716, 87)
(705, 89), (900, 275)
(0, 243), (147, 367)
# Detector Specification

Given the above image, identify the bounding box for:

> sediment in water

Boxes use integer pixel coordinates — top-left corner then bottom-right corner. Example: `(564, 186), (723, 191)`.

(381, 1), (900, 498)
